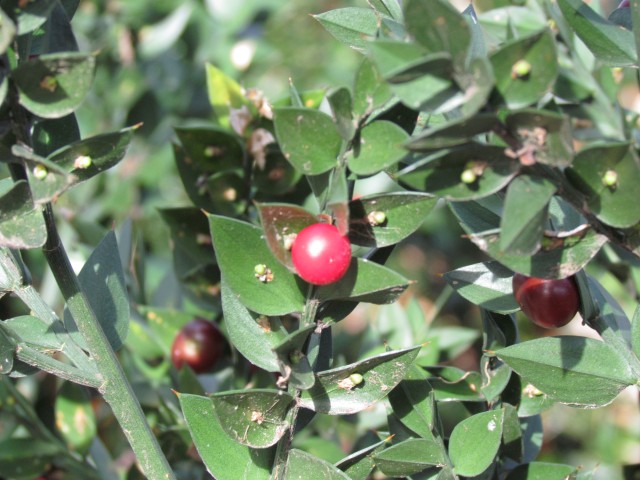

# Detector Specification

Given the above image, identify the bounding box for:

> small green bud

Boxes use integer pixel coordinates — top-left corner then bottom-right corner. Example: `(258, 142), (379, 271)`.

(601, 169), (618, 188)
(368, 210), (387, 226)
(254, 264), (268, 276)
(460, 168), (477, 184)
(349, 373), (364, 386)
(74, 155), (92, 169)
(33, 164), (48, 180)
(511, 60), (532, 79)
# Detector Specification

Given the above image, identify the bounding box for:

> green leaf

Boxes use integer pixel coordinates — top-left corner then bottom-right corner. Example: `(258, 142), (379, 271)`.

(499, 175), (556, 255)
(504, 110), (573, 168)
(632, 304), (640, 361)
(173, 127), (245, 211)
(299, 345), (421, 414)
(497, 336), (637, 407)
(566, 142), (640, 229)
(211, 389), (294, 449)
(3, 315), (61, 350)
(178, 393), (272, 480)
(335, 437), (391, 480)
(13, 52), (95, 118)
(221, 283), (285, 373)
(400, 145), (518, 200)
(450, 196), (607, 279)
(506, 462), (577, 480)
(64, 231), (129, 352)
(55, 381), (96, 454)
(205, 63), (248, 128)
(449, 409), (504, 477)
(0, 179), (47, 249)
(328, 87), (355, 141)
(32, 114), (81, 157)
(0, 438), (62, 480)
(316, 258), (410, 304)
(557, 0), (637, 67)
(353, 57), (392, 118)
(11, 0), (56, 34)
(138, 3), (193, 58)
(313, 8), (382, 51)
(285, 449), (350, 479)
(406, 114), (501, 151)
(273, 107), (342, 175)
(490, 29), (558, 108)
(0, 322), (16, 374)
(388, 365), (436, 439)
(47, 125), (138, 186)
(348, 192), (437, 248)
(443, 261), (520, 314)
(373, 438), (446, 477)
(257, 203), (317, 270)
(404, 0), (471, 68)
(348, 121), (409, 176)
(209, 215), (305, 316)
(0, 8), (16, 54)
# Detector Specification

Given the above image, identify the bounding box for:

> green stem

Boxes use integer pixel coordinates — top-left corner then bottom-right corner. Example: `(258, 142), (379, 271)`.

(42, 204), (176, 480)
(272, 291), (320, 479)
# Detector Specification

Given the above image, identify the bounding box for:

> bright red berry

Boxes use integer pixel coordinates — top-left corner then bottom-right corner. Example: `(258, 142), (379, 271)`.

(512, 273), (580, 329)
(291, 223), (352, 285)
(171, 318), (224, 373)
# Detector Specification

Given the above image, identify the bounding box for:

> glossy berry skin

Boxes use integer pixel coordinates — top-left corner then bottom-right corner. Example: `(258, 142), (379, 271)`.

(512, 273), (580, 329)
(171, 319), (224, 373)
(291, 223), (352, 285)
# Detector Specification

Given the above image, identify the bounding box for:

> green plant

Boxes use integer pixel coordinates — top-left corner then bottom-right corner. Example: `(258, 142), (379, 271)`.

(2, 0), (640, 479)
(171, 318), (225, 373)
(291, 223), (352, 285)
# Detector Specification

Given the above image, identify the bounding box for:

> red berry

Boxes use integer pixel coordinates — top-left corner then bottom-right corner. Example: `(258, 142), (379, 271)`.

(512, 273), (580, 329)
(291, 223), (352, 285)
(171, 319), (224, 373)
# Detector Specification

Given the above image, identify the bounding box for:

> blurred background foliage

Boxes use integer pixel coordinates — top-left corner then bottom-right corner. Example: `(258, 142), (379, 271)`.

(2, 0), (640, 478)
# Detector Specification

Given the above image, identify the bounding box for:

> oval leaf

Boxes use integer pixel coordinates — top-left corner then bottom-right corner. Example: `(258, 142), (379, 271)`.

(178, 393), (271, 480)
(558, 0), (637, 67)
(13, 53), (95, 118)
(285, 449), (350, 480)
(211, 389), (294, 449)
(298, 345), (421, 414)
(400, 145), (518, 201)
(449, 409), (504, 477)
(443, 261), (520, 314)
(490, 29), (558, 108)
(566, 142), (640, 228)
(373, 438), (446, 477)
(348, 121), (409, 176)
(64, 231), (129, 351)
(221, 283), (286, 372)
(273, 107), (342, 175)
(497, 336), (637, 407)
(209, 215), (305, 316)
(316, 258), (410, 304)
(348, 192), (437, 248)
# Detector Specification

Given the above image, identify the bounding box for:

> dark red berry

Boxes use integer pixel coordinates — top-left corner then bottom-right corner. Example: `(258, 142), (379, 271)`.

(171, 319), (224, 373)
(512, 273), (580, 329)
